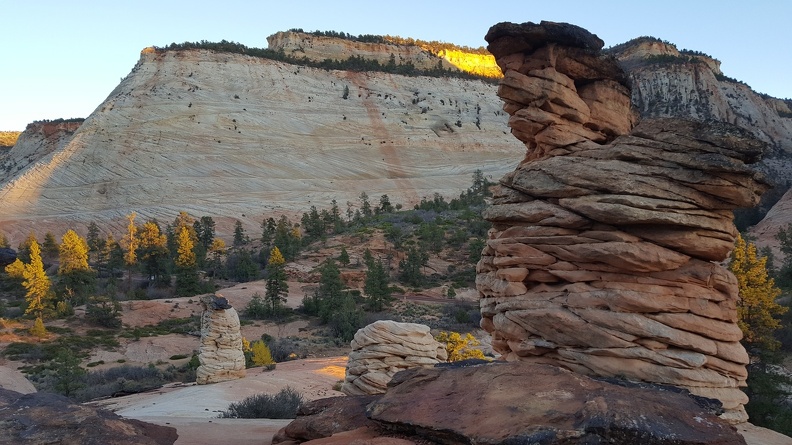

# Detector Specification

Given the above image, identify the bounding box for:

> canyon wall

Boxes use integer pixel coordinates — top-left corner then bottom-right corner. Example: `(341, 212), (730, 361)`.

(0, 48), (519, 242)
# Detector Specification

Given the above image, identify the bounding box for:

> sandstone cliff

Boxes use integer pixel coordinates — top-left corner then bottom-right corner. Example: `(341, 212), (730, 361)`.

(2, 31), (791, 245)
(608, 40), (792, 255)
(609, 38), (792, 184)
(0, 120), (82, 178)
(0, 47), (519, 241)
(267, 31), (501, 78)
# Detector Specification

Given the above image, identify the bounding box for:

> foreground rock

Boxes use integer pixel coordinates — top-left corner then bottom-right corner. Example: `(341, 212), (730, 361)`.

(195, 294), (246, 384)
(478, 21), (770, 422)
(342, 320), (447, 395)
(0, 388), (177, 445)
(275, 361), (746, 444)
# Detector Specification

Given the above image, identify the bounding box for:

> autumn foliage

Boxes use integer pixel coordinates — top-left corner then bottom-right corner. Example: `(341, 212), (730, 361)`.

(729, 234), (788, 351)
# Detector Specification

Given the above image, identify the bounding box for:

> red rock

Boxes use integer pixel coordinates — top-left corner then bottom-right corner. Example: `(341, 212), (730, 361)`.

(476, 22), (768, 421)
(0, 389), (177, 445)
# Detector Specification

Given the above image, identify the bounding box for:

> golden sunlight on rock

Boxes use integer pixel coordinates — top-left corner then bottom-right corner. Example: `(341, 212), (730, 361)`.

(437, 49), (502, 78)
(316, 365), (347, 379)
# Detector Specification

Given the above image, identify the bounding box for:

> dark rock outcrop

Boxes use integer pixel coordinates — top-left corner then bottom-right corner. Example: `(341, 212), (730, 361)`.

(0, 247), (16, 267)
(0, 388), (177, 445)
(274, 362), (746, 444)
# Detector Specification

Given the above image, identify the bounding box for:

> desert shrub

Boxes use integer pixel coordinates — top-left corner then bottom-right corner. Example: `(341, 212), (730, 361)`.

(265, 337), (303, 362)
(72, 365), (169, 401)
(119, 316), (199, 338)
(435, 331), (486, 362)
(250, 340), (275, 368)
(219, 386), (304, 419)
(85, 296), (122, 328)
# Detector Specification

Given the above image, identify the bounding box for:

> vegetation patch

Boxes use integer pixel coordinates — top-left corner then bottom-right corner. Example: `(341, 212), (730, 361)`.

(219, 386), (304, 419)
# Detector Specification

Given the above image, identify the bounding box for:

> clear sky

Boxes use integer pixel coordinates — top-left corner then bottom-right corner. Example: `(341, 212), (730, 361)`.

(1, 0), (790, 131)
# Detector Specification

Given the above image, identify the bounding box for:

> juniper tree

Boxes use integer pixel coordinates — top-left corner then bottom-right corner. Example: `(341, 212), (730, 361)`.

(364, 257), (391, 312)
(233, 220), (248, 247)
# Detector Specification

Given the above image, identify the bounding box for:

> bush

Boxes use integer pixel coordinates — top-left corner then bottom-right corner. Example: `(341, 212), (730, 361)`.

(85, 296), (122, 328)
(250, 340), (275, 368)
(435, 331), (486, 362)
(219, 386), (304, 419)
(71, 365), (169, 401)
(266, 337), (303, 362)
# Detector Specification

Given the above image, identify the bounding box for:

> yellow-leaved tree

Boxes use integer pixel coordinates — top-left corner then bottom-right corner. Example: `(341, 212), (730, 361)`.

(250, 340), (275, 368)
(58, 230), (91, 274)
(729, 234), (788, 352)
(22, 240), (53, 335)
(175, 226), (199, 296)
(435, 331), (486, 362)
(57, 229), (95, 308)
(122, 212), (138, 290)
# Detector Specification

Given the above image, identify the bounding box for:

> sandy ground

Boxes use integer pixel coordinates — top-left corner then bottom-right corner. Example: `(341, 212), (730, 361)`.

(89, 356), (347, 445)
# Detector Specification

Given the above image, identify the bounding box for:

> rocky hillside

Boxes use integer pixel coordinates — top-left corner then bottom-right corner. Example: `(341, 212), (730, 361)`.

(608, 37), (792, 183)
(607, 38), (792, 250)
(1, 120), (83, 178)
(267, 31), (501, 78)
(0, 43), (518, 242)
(2, 32), (792, 244)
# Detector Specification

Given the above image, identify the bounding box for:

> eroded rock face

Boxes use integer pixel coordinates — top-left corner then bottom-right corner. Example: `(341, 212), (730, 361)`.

(275, 362), (747, 445)
(0, 388), (177, 445)
(195, 294), (246, 384)
(341, 320), (447, 395)
(479, 21), (771, 423)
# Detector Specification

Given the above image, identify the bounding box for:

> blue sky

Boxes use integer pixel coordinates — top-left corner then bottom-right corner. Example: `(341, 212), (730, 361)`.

(1, 0), (790, 130)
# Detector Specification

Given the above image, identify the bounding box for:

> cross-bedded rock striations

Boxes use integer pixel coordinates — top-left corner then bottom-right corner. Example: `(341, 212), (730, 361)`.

(195, 294), (246, 384)
(341, 320), (447, 396)
(479, 21), (771, 423)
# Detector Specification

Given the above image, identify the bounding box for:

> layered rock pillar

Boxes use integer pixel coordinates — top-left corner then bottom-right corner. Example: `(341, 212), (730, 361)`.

(342, 320), (447, 395)
(195, 294), (246, 384)
(478, 21), (770, 422)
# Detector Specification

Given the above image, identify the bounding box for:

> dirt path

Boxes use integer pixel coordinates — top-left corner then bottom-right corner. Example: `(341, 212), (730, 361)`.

(89, 356), (347, 445)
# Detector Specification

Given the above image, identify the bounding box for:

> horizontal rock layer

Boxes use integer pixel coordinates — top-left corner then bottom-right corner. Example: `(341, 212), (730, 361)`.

(275, 362), (748, 445)
(342, 320), (446, 395)
(196, 295), (246, 384)
(480, 21), (770, 423)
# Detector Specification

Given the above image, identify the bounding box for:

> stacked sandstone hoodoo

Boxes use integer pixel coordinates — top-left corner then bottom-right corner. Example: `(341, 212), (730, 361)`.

(195, 294), (246, 384)
(477, 21), (770, 422)
(342, 320), (448, 395)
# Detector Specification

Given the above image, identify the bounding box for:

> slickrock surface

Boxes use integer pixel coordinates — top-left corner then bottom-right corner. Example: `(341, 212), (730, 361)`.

(195, 294), (246, 384)
(0, 47), (520, 241)
(478, 21), (771, 423)
(0, 388), (177, 445)
(0, 365), (36, 394)
(275, 361), (748, 445)
(341, 320), (447, 395)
